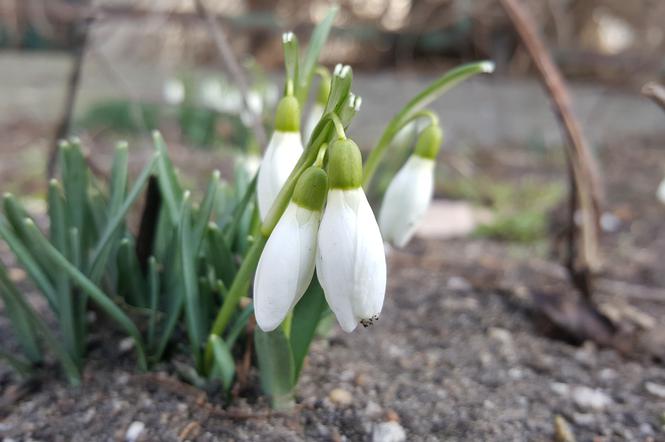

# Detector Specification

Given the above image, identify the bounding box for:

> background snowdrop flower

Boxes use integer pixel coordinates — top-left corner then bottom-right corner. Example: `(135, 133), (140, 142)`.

(316, 139), (386, 332)
(257, 95), (303, 221)
(379, 124), (443, 248)
(254, 167), (328, 331)
(657, 177), (665, 204)
(163, 78), (185, 105)
(304, 77), (331, 144)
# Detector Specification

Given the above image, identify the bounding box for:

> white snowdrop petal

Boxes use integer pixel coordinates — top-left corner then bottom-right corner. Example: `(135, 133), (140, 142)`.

(379, 156), (435, 248)
(254, 203), (319, 331)
(316, 189), (386, 332)
(257, 131), (303, 221)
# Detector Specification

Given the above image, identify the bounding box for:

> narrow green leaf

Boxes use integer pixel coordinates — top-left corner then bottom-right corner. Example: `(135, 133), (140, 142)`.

(290, 277), (328, 378)
(225, 303), (253, 349)
(295, 6), (338, 106)
(3, 194), (55, 281)
(209, 334), (235, 393)
(117, 238), (147, 307)
(88, 153), (157, 283)
(147, 256), (160, 353)
(0, 218), (57, 308)
(0, 348), (33, 376)
(193, 170), (220, 254)
(60, 139), (88, 242)
(254, 327), (295, 410)
(109, 141), (129, 215)
(221, 174), (257, 247)
(47, 182), (78, 364)
(0, 262), (41, 363)
(153, 131), (183, 224)
(179, 193), (203, 369)
(207, 225), (237, 288)
(23, 219), (147, 370)
(0, 257), (80, 384)
(282, 32), (299, 96)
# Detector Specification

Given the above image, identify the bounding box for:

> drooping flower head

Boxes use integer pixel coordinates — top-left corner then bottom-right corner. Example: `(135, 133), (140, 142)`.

(254, 167), (328, 332)
(257, 95), (303, 221)
(316, 138), (387, 332)
(379, 123), (442, 248)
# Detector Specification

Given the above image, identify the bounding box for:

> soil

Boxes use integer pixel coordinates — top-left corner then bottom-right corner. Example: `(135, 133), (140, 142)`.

(2, 131), (665, 441)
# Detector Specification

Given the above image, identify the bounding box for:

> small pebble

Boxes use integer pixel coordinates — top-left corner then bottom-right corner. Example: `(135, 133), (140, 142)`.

(572, 386), (612, 411)
(645, 382), (665, 399)
(554, 415), (576, 442)
(125, 421), (145, 442)
(372, 421), (406, 442)
(329, 388), (353, 407)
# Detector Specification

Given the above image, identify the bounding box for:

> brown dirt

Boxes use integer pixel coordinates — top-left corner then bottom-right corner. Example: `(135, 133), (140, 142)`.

(2, 134), (665, 441)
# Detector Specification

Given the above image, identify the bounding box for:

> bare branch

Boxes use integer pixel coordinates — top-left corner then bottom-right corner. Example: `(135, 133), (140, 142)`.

(642, 82), (665, 114)
(498, 0), (603, 299)
(194, 0), (267, 147)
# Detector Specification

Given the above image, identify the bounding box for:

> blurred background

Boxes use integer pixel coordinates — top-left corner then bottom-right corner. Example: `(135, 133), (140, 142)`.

(0, 0), (664, 244)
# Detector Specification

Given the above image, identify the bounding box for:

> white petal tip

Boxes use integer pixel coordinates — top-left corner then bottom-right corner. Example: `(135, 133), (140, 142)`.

(282, 32), (295, 43)
(481, 61), (495, 73)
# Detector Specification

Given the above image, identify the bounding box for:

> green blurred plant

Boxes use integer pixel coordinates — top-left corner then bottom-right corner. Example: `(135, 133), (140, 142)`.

(0, 6), (495, 408)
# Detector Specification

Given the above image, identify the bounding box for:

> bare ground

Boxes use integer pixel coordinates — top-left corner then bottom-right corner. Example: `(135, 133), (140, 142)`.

(2, 133), (665, 441)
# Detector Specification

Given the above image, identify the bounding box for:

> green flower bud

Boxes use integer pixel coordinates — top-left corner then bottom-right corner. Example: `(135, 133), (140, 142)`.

(327, 139), (363, 189)
(292, 167), (328, 211)
(414, 124), (443, 160)
(274, 95), (300, 132)
(316, 77), (331, 105)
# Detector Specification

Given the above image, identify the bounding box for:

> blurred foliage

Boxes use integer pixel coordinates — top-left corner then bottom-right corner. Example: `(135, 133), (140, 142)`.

(443, 175), (565, 243)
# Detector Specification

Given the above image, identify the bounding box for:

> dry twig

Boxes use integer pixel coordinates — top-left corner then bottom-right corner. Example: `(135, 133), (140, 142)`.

(642, 82), (665, 114)
(498, 0), (603, 299)
(46, 15), (92, 178)
(194, 0), (267, 147)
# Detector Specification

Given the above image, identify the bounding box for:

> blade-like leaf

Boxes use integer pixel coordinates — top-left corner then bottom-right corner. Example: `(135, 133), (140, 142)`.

(0, 217), (57, 307)
(23, 219), (147, 370)
(147, 256), (160, 353)
(193, 170), (220, 254)
(207, 225), (237, 288)
(47, 181), (79, 364)
(179, 193), (204, 368)
(209, 335), (236, 393)
(290, 277), (328, 378)
(117, 238), (147, 307)
(0, 257), (80, 384)
(109, 141), (129, 215)
(0, 262), (41, 363)
(153, 131), (183, 224)
(254, 327), (295, 410)
(295, 6), (338, 106)
(88, 153), (157, 283)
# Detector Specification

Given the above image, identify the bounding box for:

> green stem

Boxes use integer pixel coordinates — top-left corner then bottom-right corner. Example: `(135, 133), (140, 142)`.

(204, 114), (339, 373)
(362, 61), (494, 187)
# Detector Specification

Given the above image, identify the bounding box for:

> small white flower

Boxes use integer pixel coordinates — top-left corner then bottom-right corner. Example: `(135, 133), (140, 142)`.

(379, 155), (435, 248)
(163, 78), (185, 105)
(236, 153), (261, 179)
(315, 139), (386, 332)
(254, 202), (321, 331)
(303, 103), (325, 144)
(257, 131), (303, 220)
(657, 178), (665, 204)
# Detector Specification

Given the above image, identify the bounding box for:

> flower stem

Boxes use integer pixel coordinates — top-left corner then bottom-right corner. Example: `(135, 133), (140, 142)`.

(362, 61), (494, 187)
(204, 114), (339, 373)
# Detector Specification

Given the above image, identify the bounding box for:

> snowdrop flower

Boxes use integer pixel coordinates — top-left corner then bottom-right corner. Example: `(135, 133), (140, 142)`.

(379, 124), (442, 248)
(254, 167), (328, 331)
(316, 139), (387, 332)
(303, 77), (331, 144)
(257, 95), (303, 221)
(163, 78), (185, 105)
(657, 178), (665, 204)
